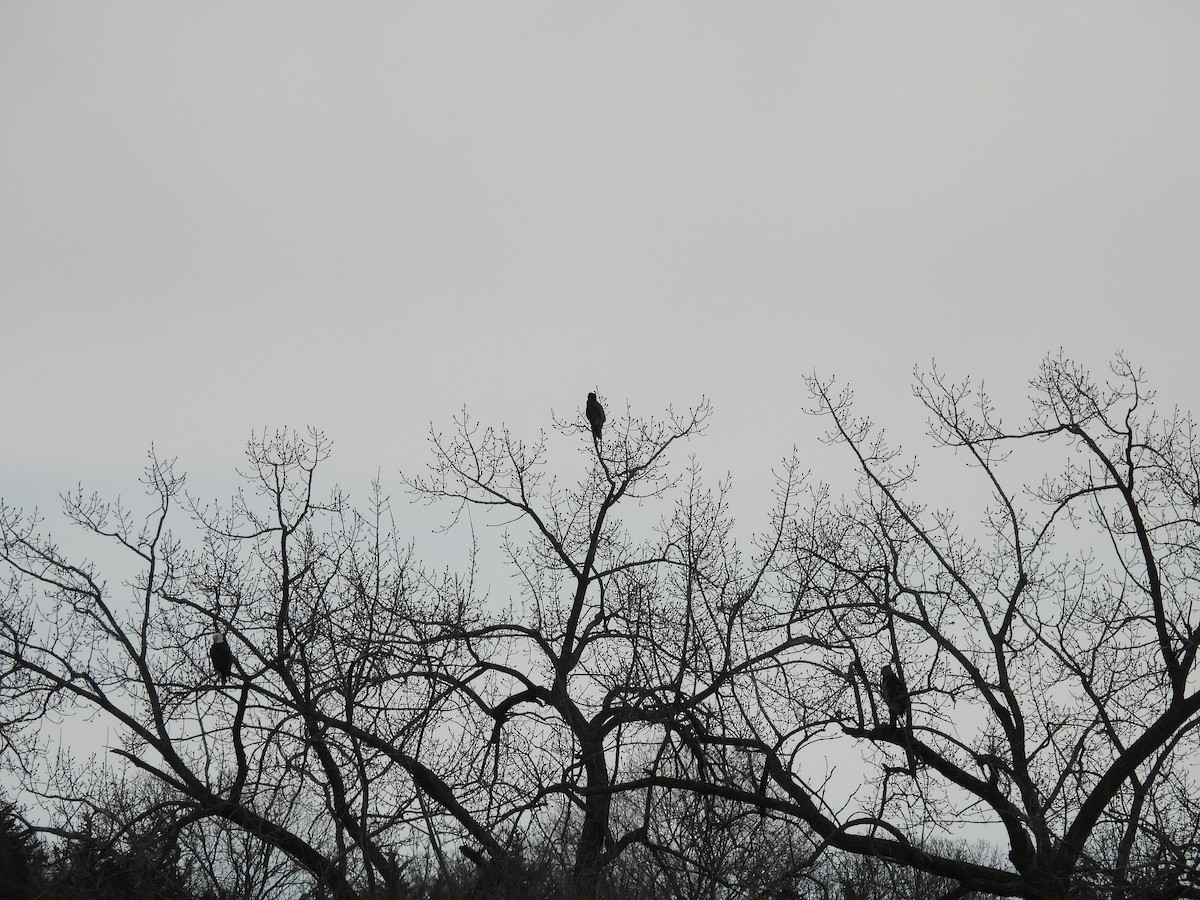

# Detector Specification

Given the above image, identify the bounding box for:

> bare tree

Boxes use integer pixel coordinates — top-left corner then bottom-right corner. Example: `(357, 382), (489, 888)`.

(0, 431), (506, 899)
(678, 355), (1200, 900)
(0, 404), (816, 899)
(400, 399), (822, 899)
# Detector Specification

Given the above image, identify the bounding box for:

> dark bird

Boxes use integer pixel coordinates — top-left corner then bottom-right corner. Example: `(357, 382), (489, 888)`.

(210, 634), (234, 683)
(585, 391), (605, 440)
(880, 664), (909, 723)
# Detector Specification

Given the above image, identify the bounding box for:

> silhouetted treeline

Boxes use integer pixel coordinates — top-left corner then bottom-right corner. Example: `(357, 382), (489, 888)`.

(6, 360), (1200, 900)
(7, 800), (1200, 900)
(0, 799), (1000, 900)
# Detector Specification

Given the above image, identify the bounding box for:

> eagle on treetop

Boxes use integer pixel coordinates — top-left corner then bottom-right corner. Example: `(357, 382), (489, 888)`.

(880, 664), (909, 724)
(586, 392), (605, 440)
(210, 633), (234, 683)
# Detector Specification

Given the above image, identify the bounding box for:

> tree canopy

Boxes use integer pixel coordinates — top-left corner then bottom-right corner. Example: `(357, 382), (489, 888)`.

(2, 356), (1199, 900)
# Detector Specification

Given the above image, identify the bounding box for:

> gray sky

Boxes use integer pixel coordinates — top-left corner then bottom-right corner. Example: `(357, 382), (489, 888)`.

(3, 4), (1200, 531)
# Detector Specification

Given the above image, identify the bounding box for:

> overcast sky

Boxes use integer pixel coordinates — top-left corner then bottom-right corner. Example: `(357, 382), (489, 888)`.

(3, 4), (1200, 540)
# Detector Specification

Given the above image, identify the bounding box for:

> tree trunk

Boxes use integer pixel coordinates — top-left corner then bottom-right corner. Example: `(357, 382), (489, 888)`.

(572, 730), (612, 900)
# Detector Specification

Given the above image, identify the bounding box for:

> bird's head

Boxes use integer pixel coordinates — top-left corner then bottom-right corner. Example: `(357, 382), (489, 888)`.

(588, 392), (597, 401)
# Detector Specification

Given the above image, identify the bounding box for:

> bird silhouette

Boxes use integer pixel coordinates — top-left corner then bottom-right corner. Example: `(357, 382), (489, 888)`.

(881, 663), (918, 773)
(880, 664), (909, 724)
(210, 634), (234, 683)
(586, 392), (605, 440)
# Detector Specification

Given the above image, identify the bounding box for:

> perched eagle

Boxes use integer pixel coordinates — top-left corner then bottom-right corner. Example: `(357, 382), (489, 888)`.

(586, 392), (605, 439)
(210, 634), (234, 683)
(880, 664), (909, 723)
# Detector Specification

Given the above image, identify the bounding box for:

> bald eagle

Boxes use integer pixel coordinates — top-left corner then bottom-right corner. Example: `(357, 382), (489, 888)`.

(880, 664), (909, 723)
(210, 634), (234, 683)
(586, 392), (605, 439)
